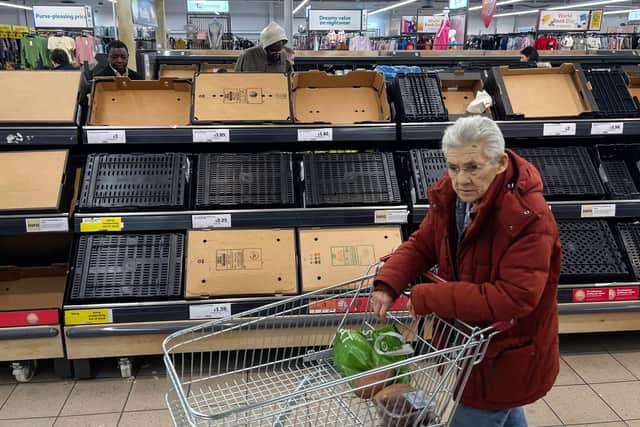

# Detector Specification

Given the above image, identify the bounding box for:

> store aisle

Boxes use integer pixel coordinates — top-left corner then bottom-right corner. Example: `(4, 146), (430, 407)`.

(0, 332), (639, 427)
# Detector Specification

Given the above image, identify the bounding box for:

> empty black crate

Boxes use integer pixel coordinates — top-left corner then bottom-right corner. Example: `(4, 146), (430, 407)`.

(595, 145), (640, 199)
(584, 68), (639, 118)
(70, 233), (185, 301)
(394, 74), (448, 122)
(303, 153), (402, 207)
(79, 153), (188, 211)
(558, 220), (628, 282)
(615, 223), (640, 280)
(196, 153), (295, 208)
(515, 147), (605, 199)
(410, 149), (447, 204)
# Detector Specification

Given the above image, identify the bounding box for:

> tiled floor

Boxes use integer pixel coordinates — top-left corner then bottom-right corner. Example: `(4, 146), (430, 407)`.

(0, 332), (639, 426)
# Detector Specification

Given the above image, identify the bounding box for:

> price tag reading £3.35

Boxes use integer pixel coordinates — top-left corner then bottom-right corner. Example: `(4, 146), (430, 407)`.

(591, 122), (624, 135)
(193, 129), (230, 143)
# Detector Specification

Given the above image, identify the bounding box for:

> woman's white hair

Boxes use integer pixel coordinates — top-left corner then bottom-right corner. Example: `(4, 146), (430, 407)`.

(442, 116), (505, 163)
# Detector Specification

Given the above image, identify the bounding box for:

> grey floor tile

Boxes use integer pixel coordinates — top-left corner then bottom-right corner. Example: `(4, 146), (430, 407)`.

(563, 353), (636, 384)
(524, 399), (562, 426)
(0, 385), (15, 410)
(119, 410), (173, 427)
(54, 413), (120, 427)
(556, 357), (585, 386)
(592, 381), (640, 421)
(125, 377), (167, 412)
(60, 379), (132, 416)
(0, 418), (55, 427)
(610, 351), (640, 380)
(0, 381), (74, 419)
(544, 385), (620, 425)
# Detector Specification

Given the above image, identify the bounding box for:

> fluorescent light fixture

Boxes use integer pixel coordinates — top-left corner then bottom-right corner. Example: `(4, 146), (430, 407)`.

(493, 8), (539, 17)
(368, 0), (418, 16)
(548, 0), (629, 10)
(469, 0), (526, 11)
(0, 2), (32, 10)
(293, 0), (309, 14)
(603, 8), (640, 14)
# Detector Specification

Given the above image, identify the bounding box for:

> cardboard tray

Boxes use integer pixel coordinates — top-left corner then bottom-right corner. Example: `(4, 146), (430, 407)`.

(192, 73), (292, 124)
(0, 70), (80, 124)
(438, 71), (492, 119)
(487, 64), (599, 120)
(0, 265), (67, 311)
(201, 63), (235, 73)
(88, 77), (192, 126)
(185, 229), (298, 297)
(298, 226), (402, 292)
(625, 71), (640, 101)
(158, 64), (198, 79)
(0, 150), (69, 212)
(292, 70), (391, 124)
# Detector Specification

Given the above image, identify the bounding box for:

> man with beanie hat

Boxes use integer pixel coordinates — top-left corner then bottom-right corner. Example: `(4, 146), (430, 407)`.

(235, 22), (292, 73)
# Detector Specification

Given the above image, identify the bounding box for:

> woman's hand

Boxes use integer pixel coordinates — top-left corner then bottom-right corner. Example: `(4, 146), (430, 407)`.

(370, 290), (394, 321)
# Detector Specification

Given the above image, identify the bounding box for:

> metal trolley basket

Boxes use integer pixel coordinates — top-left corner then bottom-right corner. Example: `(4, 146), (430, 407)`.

(163, 263), (504, 426)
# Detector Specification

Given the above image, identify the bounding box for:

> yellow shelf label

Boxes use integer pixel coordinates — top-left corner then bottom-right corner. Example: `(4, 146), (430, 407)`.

(80, 217), (123, 232)
(0, 25), (12, 32)
(65, 309), (113, 325)
(12, 25), (29, 33)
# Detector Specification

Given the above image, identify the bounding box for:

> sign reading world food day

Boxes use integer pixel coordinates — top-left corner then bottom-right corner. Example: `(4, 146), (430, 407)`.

(33, 5), (94, 29)
(308, 9), (362, 31)
(538, 10), (589, 31)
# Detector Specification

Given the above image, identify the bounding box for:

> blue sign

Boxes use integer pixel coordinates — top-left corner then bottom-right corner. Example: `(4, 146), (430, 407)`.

(629, 10), (640, 21)
(449, 0), (468, 9)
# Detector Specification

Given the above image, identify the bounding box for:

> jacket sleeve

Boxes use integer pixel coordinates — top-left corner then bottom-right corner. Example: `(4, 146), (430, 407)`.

(410, 226), (555, 322)
(234, 52), (246, 72)
(374, 209), (439, 299)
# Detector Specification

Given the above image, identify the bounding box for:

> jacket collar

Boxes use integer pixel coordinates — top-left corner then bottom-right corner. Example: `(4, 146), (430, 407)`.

(427, 149), (542, 241)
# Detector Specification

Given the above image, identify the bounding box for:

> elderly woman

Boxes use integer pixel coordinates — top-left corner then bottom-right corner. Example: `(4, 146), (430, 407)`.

(371, 116), (561, 427)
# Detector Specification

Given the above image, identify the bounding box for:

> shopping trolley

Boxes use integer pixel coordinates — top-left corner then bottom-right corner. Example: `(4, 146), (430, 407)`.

(163, 262), (508, 426)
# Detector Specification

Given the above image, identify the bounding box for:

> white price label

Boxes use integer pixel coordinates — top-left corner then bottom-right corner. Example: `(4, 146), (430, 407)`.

(297, 128), (333, 142)
(189, 303), (232, 320)
(543, 123), (576, 137)
(25, 217), (69, 233)
(86, 130), (126, 144)
(581, 204), (616, 218)
(591, 122), (624, 135)
(374, 209), (409, 224)
(192, 214), (232, 229)
(193, 129), (230, 142)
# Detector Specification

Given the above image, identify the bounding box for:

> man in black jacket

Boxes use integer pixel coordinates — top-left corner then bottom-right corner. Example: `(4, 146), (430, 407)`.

(91, 40), (141, 79)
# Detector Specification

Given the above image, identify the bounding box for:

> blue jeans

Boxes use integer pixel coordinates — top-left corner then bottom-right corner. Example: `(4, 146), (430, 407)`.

(449, 404), (528, 427)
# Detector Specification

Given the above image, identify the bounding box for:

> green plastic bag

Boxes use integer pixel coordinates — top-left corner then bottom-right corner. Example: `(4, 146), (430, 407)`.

(334, 325), (414, 384)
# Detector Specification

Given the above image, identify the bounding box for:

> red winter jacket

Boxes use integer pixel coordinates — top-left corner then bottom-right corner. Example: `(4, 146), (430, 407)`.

(375, 149), (561, 411)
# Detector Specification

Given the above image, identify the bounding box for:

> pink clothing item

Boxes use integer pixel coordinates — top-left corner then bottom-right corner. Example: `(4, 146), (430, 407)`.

(75, 36), (95, 65)
(434, 18), (450, 50)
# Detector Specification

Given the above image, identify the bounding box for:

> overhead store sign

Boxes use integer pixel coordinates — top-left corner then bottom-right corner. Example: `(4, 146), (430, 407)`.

(187, 0), (229, 14)
(308, 9), (362, 31)
(417, 15), (444, 33)
(629, 10), (640, 21)
(32, 5), (94, 29)
(449, 0), (468, 9)
(589, 10), (603, 31)
(481, 0), (497, 28)
(538, 10), (589, 31)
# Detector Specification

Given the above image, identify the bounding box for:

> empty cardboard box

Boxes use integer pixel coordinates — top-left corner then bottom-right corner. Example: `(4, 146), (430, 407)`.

(0, 150), (68, 212)
(185, 229), (297, 297)
(0, 70), (80, 124)
(159, 64), (198, 79)
(299, 226), (403, 291)
(292, 71), (391, 124)
(88, 77), (192, 126)
(192, 73), (291, 123)
(626, 70), (640, 100)
(201, 63), (235, 73)
(0, 265), (66, 311)
(488, 64), (598, 120)
(439, 71), (492, 119)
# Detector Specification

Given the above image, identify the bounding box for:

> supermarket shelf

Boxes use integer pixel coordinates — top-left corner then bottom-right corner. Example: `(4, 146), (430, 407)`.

(82, 123), (397, 144)
(0, 326), (60, 340)
(401, 118), (640, 141)
(412, 200), (640, 223)
(559, 301), (640, 314)
(0, 212), (70, 235)
(73, 206), (410, 232)
(0, 127), (78, 146)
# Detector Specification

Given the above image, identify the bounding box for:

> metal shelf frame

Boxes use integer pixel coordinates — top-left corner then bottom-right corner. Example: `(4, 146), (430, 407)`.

(0, 127), (79, 146)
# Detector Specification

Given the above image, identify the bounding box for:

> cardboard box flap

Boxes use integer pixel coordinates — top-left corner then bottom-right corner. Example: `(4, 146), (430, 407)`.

(440, 78), (484, 115)
(0, 272), (66, 311)
(159, 64), (197, 79)
(0, 71), (80, 124)
(192, 73), (291, 123)
(88, 77), (192, 126)
(185, 229), (297, 297)
(292, 70), (391, 124)
(497, 63), (595, 118)
(0, 264), (67, 281)
(0, 150), (68, 212)
(626, 71), (640, 99)
(201, 63), (236, 72)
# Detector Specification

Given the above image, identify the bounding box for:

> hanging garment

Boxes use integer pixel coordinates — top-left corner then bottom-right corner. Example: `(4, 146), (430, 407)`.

(433, 18), (450, 51)
(74, 35), (95, 65)
(48, 35), (76, 63)
(21, 36), (50, 69)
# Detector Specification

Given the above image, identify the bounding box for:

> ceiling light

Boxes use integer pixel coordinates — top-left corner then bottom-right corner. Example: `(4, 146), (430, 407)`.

(469, 0), (526, 11)
(548, 0), (629, 11)
(493, 8), (540, 17)
(368, 0), (418, 16)
(293, 0), (309, 14)
(0, 2), (32, 10)
(603, 7), (640, 14)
